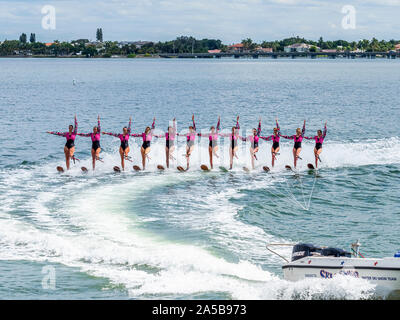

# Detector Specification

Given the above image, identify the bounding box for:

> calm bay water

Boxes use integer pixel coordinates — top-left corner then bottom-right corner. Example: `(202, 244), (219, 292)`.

(0, 58), (399, 299)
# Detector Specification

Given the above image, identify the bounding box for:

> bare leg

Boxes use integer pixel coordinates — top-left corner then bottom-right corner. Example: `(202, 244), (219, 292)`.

(316, 148), (322, 168)
(166, 147), (170, 168)
(208, 147), (213, 169)
(91, 149), (96, 170)
(293, 148), (297, 168)
(229, 147), (233, 170)
(186, 145), (194, 170)
(64, 146), (70, 170)
(140, 147), (146, 169)
(250, 148), (255, 169)
(213, 145), (219, 158)
(119, 147), (125, 170)
(295, 148), (302, 168)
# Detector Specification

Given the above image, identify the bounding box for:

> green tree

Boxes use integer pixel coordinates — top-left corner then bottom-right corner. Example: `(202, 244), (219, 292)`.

(96, 28), (103, 42)
(30, 33), (36, 43)
(19, 33), (27, 44)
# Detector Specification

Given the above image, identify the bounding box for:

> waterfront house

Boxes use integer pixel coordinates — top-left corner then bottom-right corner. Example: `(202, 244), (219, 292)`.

(284, 43), (314, 53)
(208, 49), (221, 54)
(45, 42), (54, 47)
(255, 47), (273, 53)
(321, 49), (337, 53)
(228, 43), (244, 53)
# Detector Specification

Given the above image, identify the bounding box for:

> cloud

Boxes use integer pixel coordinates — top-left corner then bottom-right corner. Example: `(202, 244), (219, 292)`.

(0, 0), (399, 42)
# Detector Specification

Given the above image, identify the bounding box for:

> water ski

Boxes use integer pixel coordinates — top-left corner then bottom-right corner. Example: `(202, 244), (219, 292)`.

(113, 166), (121, 172)
(177, 166), (186, 172)
(133, 165), (141, 171)
(243, 167), (250, 172)
(56, 166), (64, 173)
(307, 163), (315, 170)
(200, 164), (209, 171)
(263, 166), (270, 172)
(219, 166), (228, 172)
(157, 165), (165, 171)
(81, 167), (88, 173)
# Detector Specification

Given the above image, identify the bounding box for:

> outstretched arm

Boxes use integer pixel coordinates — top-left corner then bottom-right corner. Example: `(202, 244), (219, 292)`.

(77, 132), (91, 137)
(102, 132), (120, 138)
(260, 135), (273, 141)
(279, 132), (294, 139)
(47, 131), (66, 137)
(130, 133), (142, 138)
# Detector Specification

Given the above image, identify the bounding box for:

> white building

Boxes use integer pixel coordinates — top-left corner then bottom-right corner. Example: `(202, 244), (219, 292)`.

(284, 43), (315, 53)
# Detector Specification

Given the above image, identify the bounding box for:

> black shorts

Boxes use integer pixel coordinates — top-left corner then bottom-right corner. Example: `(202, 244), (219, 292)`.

(166, 140), (174, 148)
(92, 141), (100, 150)
(65, 139), (75, 149)
(120, 141), (129, 151)
(231, 139), (238, 149)
(252, 142), (258, 149)
(272, 142), (279, 150)
(187, 140), (194, 148)
(142, 141), (151, 149)
(294, 142), (302, 150)
(315, 143), (322, 150)
(209, 140), (218, 148)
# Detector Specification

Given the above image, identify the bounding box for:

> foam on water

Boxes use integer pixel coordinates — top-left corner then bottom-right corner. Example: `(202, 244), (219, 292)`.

(0, 137), (398, 299)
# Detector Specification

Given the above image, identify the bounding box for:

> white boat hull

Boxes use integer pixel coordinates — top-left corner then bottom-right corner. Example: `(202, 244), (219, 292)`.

(283, 256), (400, 291)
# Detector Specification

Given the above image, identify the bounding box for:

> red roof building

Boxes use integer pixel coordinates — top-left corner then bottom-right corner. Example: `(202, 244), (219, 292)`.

(208, 49), (221, 54)
(228, 43), (244, 53)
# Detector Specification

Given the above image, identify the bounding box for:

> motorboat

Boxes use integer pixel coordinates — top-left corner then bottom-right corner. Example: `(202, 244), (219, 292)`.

(266, 241), (400, 292)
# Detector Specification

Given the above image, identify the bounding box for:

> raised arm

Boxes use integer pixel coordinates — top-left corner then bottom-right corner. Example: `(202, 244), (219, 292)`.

(216, 116), (221, 132)
(323, 122), (327, 138)
(257, 118), (261, 137)
(235, 116), (240, 129)
(74, 116), (78, 134)
(97, 115), (101, 133)
(192, 114), (196, 131)
(302, 120), (306, 137)
(276, 118), (280, 132)
(128, 117), (132, 135)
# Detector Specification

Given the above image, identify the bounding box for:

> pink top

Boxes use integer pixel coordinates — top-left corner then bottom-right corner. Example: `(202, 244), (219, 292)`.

(131, 119), (155, 141)
(219, 119), (240, 140)
(102, 118), (132, 142)
(304, 124), (327, 144)
(48, 117), (78, 141)
(260, 120), (280, 143)
(77, 119), (101, 141)
(197, 118), (221, 141)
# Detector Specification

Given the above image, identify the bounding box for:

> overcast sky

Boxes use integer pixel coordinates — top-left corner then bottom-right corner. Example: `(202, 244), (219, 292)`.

(1, 0), (399, 43)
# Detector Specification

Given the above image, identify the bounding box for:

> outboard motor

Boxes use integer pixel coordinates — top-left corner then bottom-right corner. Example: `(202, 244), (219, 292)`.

(394, 251), (400, 258)
(291, 243), (321, 261)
